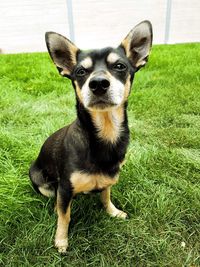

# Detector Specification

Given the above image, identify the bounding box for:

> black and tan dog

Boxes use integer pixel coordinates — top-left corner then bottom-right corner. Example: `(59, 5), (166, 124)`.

(29, 20), (152, 253)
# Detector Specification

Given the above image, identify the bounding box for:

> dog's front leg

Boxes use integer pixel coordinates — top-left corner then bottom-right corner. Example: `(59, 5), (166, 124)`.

(55, 186), (72, 253)
(100, 186), (127, 219)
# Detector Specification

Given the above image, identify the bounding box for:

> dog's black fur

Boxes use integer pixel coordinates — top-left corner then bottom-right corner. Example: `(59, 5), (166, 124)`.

(29, 20), (152, 253)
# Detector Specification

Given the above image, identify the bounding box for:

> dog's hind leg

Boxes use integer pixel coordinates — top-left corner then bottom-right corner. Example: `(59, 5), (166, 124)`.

(29, 161), (56, 198)
(100, 186), (127, 219)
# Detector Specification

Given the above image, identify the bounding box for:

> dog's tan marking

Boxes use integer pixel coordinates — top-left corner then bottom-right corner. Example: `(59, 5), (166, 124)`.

(60, 69), (70, 76)
(55, 194), (71, 253)
(100, 187), (127, 219)
(123, 74), (131, 102)
(80, 57), (93, 69)
(121, 37), (130, 57)
(74, 80), (84, 103)
(71, 172), (119, 195)
(107, 52), (120, 64)
(89, 106), (124, 143)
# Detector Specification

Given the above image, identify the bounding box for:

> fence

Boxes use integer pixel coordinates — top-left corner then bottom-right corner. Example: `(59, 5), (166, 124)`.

(0, 0), (199, 53)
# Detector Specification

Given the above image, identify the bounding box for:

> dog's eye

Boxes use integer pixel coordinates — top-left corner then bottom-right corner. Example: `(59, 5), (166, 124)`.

(113, 63), (127, 71)
(76, 68), (87, 76)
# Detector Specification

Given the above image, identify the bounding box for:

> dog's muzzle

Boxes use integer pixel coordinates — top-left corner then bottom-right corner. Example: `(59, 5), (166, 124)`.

(85, 72), (123, 110)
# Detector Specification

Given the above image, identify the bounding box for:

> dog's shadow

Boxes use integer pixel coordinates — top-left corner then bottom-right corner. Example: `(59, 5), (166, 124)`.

(71, 193), (104, 225)
(48, 192), (117, 228)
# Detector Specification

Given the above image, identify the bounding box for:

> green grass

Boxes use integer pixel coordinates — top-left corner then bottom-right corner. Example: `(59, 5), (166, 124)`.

(0, 43), (200, 266)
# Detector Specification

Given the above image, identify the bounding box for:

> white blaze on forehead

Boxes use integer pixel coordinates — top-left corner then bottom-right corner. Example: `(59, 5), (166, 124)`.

(107, 52), (120, 64)
(80, 57), (93, 69)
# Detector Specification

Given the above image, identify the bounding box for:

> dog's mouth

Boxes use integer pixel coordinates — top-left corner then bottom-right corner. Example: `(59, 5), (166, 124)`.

(88, 99), (117, 110)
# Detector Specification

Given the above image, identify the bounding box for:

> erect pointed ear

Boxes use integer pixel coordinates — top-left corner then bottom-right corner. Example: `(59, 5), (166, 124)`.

(45, 32), (79, 77)
(121, 20), (153, 70)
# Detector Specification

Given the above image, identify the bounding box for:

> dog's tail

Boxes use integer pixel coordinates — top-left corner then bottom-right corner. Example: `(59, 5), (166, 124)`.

(29, 161), (56, 197)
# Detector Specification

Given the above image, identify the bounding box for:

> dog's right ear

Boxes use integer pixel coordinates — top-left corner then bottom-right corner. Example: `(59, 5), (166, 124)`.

(121, 21), (153, 71)
(45, 32), (79, 77)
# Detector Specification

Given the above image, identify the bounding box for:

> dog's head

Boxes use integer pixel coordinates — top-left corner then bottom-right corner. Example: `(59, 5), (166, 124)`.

(45, 21), (152, 111)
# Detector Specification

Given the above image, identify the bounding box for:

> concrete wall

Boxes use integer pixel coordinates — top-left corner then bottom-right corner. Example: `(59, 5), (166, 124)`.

(0, 0), (199, 53)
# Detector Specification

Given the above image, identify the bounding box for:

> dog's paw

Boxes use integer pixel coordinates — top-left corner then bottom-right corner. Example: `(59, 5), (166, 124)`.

(114, 210), (128, 219)
(55, 238), (68, 254)
(107, 206), (128, 220)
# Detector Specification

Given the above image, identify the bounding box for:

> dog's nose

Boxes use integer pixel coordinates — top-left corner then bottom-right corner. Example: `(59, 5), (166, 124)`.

(89, 77), (110, 96)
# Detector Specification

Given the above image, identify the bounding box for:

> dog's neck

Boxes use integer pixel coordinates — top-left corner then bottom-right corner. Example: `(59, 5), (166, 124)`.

(76, 101), (129, 144)
(89, 107), (125, 144)
(76, 101), (129, 176)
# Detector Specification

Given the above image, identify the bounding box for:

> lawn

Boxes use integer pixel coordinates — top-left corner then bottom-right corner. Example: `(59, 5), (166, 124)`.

(0, 43), (200, 267)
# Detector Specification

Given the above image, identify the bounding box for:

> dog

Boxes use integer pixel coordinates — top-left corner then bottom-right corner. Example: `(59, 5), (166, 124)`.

(29, 20), (153, 253)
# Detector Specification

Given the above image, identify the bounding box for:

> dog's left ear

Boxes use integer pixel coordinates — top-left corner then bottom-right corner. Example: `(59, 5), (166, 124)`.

(121, 20), (153, 70)
(45, 32), (79, 77)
